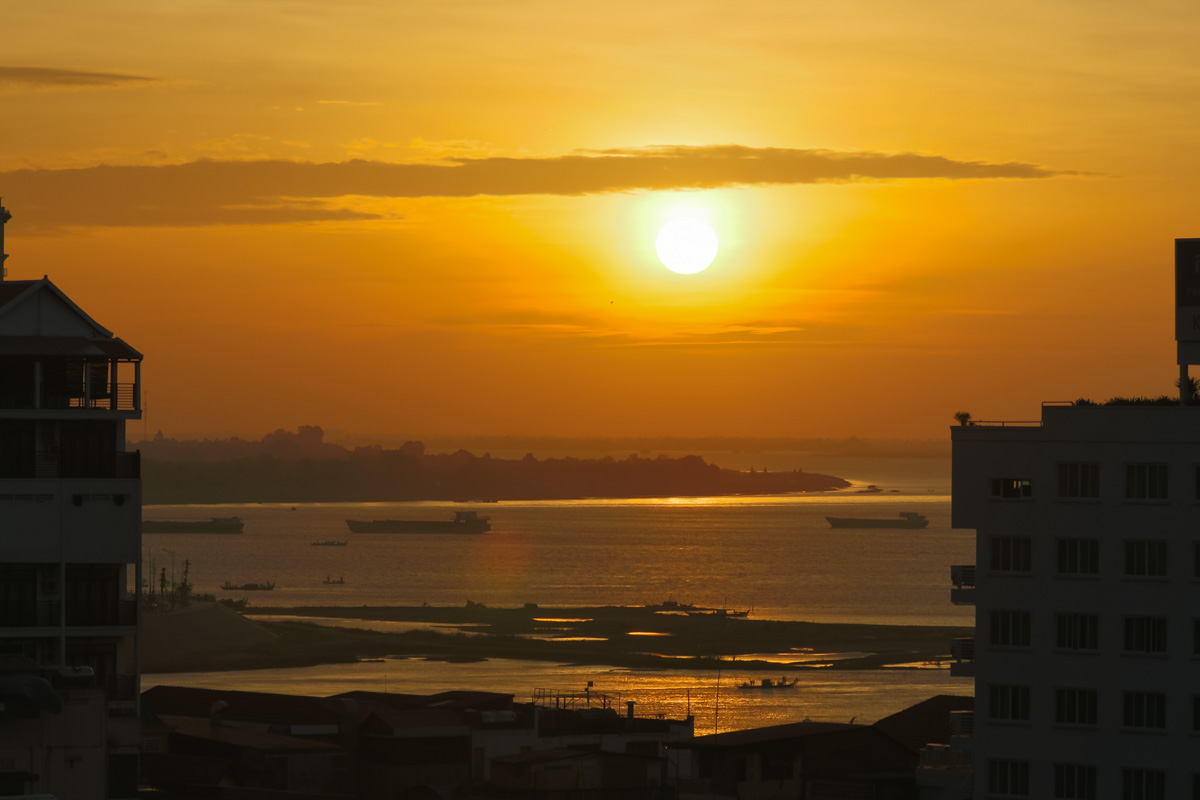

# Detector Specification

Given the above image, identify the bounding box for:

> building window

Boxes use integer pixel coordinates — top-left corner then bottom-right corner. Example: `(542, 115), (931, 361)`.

(990, 610), (1032, 647)
(1124, 616), (1167, 654)
(1122, 692), (1167, 729)
(1054, 764), (1097, 799)
(992, 478), (1032, 499)
(1056, 613), (1099, 650)
(1194, 542), (1200, 578)
(1125, 463), (1168, 500)
(1124, 541), (1168, 577)
(1058, 462), (1100, 499)
(990, 536), (1032, 572)
(988, 759), (1029, 796)
(1194, 619), (1200, 656)
(1058, 538), (1100, 575)
(1122, 768), (1165, 799)
(1055, 688), (1098, 725)
(1193, 696), (1200, 732)
(988, 684), (1031, 721)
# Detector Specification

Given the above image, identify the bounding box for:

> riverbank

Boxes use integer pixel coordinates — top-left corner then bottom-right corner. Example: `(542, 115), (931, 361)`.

(143, 602), (970, 674)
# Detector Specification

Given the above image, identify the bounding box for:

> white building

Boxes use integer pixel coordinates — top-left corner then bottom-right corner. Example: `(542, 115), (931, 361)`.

(945, 240), (1200, 799)
(0, 202), (144, 798)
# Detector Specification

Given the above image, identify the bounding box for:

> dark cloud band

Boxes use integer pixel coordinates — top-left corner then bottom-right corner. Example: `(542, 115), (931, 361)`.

(0, 145), (1082, 228)
(0, 66), (155, 87)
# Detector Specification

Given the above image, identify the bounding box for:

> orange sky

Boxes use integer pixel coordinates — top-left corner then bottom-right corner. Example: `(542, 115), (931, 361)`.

(3, 2), (1198, 440)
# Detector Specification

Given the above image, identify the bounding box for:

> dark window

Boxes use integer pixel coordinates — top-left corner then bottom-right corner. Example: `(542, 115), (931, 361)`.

(1194, 619), (1200, 656)
(992, 478), (1032, 499)
(1058, 538), (1100, 575)
(988, 684), (1031, 721)
(1124, 541), (1168, 577)
(1055, 764), (1097, 799)
(1193, 696), (1200, 732)
(991, 536), (1032, 572)
(760, 755), (791, 781)
(1055, 688), (1098, 725)
(1123, 692), (1167, 729)
(1056, 613), (1099, 650)
(990, 610), (1032, 647)
(0, 420), (36, 478)
(1122, 768), (1165, 799)
(0, 566), (38, 627)
(1124, 616), (1167, 654)
(1125, 463), (1168, 500)
(988, 760), (1029, 796)
(1058, 462), (1100, 498)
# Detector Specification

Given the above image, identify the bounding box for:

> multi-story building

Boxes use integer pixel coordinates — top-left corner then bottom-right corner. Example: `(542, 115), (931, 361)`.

(0, 202), (144, 798)
(947, 240), (1200, 799)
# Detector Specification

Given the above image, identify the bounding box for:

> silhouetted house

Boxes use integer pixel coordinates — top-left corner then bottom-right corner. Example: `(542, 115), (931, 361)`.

(0, 203), (144, 798)
(490, 748), (668, 799)
(142, 684), (345, 742)
(670, 720), (916, 800)
(146, 713), (348, 797)
(874, 695), (973, 800)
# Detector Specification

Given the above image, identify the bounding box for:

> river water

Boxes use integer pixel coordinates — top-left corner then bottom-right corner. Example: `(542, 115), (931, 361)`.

(142, 453), (974, 731)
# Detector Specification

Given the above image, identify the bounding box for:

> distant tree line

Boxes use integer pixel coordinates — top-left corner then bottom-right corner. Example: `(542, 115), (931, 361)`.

(136, 427), (850, 504)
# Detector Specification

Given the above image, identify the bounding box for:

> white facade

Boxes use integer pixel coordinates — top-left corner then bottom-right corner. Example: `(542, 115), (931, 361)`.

(952, 404), (1200, 799)
(0, 269), (143, 798)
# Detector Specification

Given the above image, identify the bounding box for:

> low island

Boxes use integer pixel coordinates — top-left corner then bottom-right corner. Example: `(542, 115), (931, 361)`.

(142, 601), (969, 675)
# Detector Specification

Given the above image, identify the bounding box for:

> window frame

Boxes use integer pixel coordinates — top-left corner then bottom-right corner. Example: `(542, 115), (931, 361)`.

(990, 535), (1033, 573)
(990, 610), (1033, 648)
(988, 684), (1031, 722)
(1058, 462), (1100, 500)
(1055, 687), (1099, 727)
(992, 477), (1033, 499)
(1123, 616), (1168, 655)
(1124, 540), (1169, 579)
(1054, 763), (1097, 800)
(1057, 538), (1100, 576)
(1124, 463), (1169, 501)
(1056, 613), (1099, 651)
(1122, 691), (1167, 730)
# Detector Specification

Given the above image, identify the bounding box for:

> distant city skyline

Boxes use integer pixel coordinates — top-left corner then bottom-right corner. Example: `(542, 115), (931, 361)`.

(3, 2), (1195, 439)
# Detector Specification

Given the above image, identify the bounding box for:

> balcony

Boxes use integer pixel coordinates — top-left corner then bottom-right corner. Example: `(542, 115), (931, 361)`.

(949, 637), (975, 677)
(0, 382), (139, 412)
(31, 449), (140, 480)
(950, 564), (976, 605)
(0, 600), (61, 628)
(917, 744), (972, 796)
(948, 710), (974, 749)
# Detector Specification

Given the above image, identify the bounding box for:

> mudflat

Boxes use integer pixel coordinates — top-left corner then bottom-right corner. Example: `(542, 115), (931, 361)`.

(143, 602), (971, 674)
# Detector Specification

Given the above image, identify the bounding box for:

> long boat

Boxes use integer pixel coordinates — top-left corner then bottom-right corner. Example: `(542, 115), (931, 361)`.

(825, 512), (928, 529)
(221, 580), (275, 591)
(142, 516), (244, 534)
(738, 677), (798, 690)
(311, 540), (348, 547)
(346, 510), (491, 534)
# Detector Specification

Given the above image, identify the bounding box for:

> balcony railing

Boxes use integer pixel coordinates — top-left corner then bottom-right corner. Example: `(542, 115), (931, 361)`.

(0, 600), (61, 627)
(949, 637), (975, 677)
(20, 450), (139, 480)
(948, 710), (974, 738)
(950, 565), (976, 588)
(0, 383), (139, 412)
(950, 565), (976, 606)
(919, 744), (973, 769)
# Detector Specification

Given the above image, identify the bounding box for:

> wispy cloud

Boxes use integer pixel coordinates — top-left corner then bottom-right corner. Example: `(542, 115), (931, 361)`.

(0, 66), (156, 89)
(0, 145), (1085, 228)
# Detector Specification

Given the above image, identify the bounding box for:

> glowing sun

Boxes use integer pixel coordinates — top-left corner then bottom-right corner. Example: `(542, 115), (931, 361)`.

(656, 217), (718, 274)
